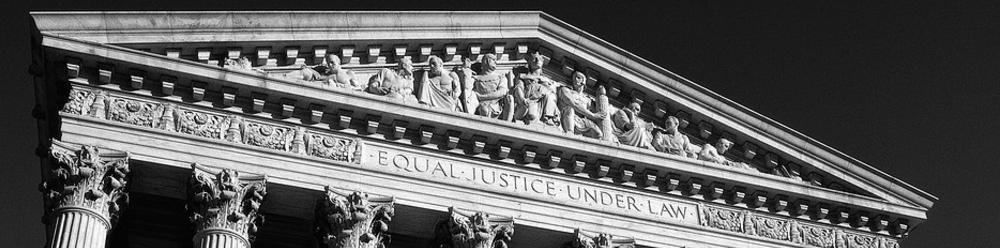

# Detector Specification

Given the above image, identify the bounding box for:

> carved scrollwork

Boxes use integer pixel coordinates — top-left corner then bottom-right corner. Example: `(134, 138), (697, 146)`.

(315, 187), (395, 248)
(62, 87), (95, 116)
(176, 107), (227, 139)
(187, 164), (267, 242)
(564, 228), (634, 248)
(745, 213), (791, 241)
(840, 231), (879, 248)
(434, 207), (514, 248)
(243, 120), (293, 151)
(880, 238), (900, 248)
(40, 140), (130, 225)
(107, 95), (162, 128)
(699, 205), (744, 233)
(307, 131), (362, 163)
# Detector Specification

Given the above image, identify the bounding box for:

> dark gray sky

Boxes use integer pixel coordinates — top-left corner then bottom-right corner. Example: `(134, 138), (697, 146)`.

(3, 1), (998, 247)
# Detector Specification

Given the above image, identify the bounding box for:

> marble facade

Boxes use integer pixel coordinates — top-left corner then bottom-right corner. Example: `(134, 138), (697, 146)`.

(28, 11), (934, 248)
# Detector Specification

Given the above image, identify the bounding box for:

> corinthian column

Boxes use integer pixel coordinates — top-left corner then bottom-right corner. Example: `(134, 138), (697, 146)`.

(187, 164), (267, 248)
(434, 207), (514, 248)
(315, 186), (395, 248)
(40, 140), (130, 248)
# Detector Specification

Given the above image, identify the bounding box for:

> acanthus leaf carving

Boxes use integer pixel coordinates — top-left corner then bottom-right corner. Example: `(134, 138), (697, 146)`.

(745, 212), (791, 241)
(434, 207), (514, 248)
(795, 221), (836, 248)
(40, 139), (130, 226)
(61, 87), (95, 116)
(315, 187), (395, 248)
(242, 120), (292, 151)
(564, 228), (635, 248)
(186, 164), (267, 242)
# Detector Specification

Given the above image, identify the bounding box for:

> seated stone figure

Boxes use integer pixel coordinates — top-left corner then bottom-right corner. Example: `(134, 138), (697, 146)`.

(557, 71), (606, 139)
(283, 53), (360, 89)
(512, 52), (559, 125)
(455, 58), (479, 114)
(653, 116), (696, 158)
(367, 57), (418, 103)
(417, 55), (461, 111)
(223, 56), (255, 71)
(470, 54), (514, 119)
(611, 100), (653, 148)
(698, 137), (753, 169)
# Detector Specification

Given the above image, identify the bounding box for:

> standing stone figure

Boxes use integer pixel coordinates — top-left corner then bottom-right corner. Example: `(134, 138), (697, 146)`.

(285, 53), (361, 89)
(455, 58), (479, 114)
(471, 54), (514, 119)
(418, 55), (461, 111)
(512, 52), (559, 125)
(611, 100), (653, 148)
(557, 71), (606, 139)
(367, 57), (418, 103)
(698, 137), (753, 169)
(653, 116), (696, 158)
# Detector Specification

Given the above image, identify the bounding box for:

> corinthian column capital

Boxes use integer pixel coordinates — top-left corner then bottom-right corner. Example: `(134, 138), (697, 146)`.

(315, 186), (395, 248)
(40, 139), (130, 227)
(564, 228), (634, 248)
(187, 164), (267, 248)
(434, 207), (514, 248)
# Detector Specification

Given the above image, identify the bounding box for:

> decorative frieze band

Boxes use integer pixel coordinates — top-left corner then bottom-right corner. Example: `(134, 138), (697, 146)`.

(60, 85), (903, 248)
(315, 187), (395, 248)
(566, 229), (635, 248)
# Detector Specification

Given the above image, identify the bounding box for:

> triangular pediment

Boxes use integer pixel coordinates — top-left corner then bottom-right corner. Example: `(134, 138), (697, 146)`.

(30, 10), (935, 234)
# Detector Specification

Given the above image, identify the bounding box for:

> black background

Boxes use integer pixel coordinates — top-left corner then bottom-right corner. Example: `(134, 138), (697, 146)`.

(3, 1), (998, 247)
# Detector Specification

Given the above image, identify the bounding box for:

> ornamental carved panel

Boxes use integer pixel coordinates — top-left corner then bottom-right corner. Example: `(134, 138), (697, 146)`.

(836, 230), (879, 248)
(243, 120), (293, 151)
(107, 95), (163, 128)
(791, 221), (835, 248)
(307, 130), (362, 163)
(699, 205), (744, 233)
(62, 87), (95, 116)
(744, 213), (790, 241)
(176, 106), (227, 140)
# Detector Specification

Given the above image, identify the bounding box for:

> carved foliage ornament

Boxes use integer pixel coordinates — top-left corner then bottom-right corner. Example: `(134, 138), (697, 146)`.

(699, 205), (744, 233)
(307, 131), (362, 163)
(107, 95), (162, 128)
(40, 140), (130, 225)
(435, 207), (514, 248)
(791, 221), (836, 248)
(186, 164), (267, 241)
(315, 187), (395, 248)
(564, 229), (635, 248)
(745, 213), (791, 241)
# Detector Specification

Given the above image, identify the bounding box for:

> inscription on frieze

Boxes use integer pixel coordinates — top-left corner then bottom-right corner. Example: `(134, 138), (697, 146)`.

(358, 143), (699, 226)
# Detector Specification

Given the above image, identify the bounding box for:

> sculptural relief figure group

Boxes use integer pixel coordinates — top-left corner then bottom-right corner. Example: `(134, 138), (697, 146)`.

(261, 51), (753, 170)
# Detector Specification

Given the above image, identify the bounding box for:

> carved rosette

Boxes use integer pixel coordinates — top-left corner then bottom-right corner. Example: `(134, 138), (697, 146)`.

(187, 164), (268, 246)
(435, 207), (514, 248)
(307, 131), (362, 163)
(40, 139), (130, 225)
(315, 187), (395, 248)
(564, 229), (635, 248)
(699, 205), (744, 233)
(176, 107), (227, 139)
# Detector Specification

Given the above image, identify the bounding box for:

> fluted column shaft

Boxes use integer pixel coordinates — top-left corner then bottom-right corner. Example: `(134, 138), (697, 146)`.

(48, 208), (111, 248)
(194, 229), (250, 248)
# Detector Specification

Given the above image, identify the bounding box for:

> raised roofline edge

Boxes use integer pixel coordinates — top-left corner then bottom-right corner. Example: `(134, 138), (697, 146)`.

(28, 10), (936, 210)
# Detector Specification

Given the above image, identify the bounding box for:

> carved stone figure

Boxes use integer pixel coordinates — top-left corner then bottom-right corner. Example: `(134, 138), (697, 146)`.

(512, 52), (559, 125)
(367, 57), (418, 103)
(315, 187), (395, 248)
(187, 164), (267, 246)
(434, 207), (514, 248)
(418, 55), (461, 111)
(652, 116), (695, 158)
(470, 54), (514, 119)
(698, 137), (752, 169)
(223, 56), (255, 71)
(285, 53), (361, 88)
(557, 71), (606, 138)
(611, 101), (653, 148)
(455, 58), (479, 114)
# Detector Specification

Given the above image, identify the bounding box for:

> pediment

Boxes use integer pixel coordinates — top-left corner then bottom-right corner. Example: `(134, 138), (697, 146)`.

(30, 11), (935, 234)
